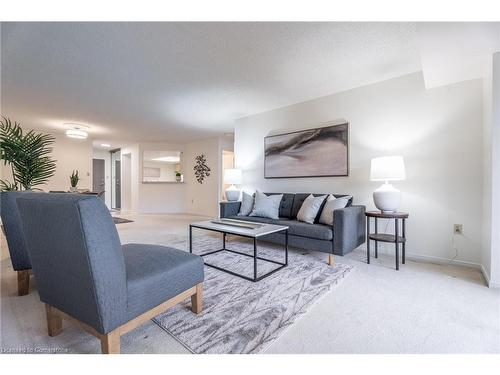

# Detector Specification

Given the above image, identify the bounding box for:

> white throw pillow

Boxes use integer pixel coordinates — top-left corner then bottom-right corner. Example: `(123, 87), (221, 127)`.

(318, 195), (351, 225)
(237, 191), (254, 216)
(296, 194), (327, 224)
(249, 191), (283, 220)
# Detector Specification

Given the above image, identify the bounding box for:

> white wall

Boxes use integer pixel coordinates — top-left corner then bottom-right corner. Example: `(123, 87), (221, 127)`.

(482, 59), (494, 285)
(1, 132), (93, 192)
(119, 138), (227, 216)
(489, 52), (500, 286)
(120, 145), (139, 213)
(184, 137), (221, 217)
(120, 143), (187, 214)
(92, 148), (112, 207)
(235, 72), (484, 266)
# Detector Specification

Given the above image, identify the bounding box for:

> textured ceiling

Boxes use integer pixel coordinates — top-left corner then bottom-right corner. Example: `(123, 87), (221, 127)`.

(1, 22), (422, 143)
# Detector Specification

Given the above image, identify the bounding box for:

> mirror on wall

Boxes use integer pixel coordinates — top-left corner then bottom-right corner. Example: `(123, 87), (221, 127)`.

(142, 150), (183, 183)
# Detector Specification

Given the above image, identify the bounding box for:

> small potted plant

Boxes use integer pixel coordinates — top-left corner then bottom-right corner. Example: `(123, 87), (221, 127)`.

(175, 170), (182, 182)
(70, 170), (80, 192)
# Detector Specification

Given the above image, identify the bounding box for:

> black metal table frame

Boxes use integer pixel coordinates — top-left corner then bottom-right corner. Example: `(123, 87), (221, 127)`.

(366, 216), (406, 270)
(189, 224), (288, 282)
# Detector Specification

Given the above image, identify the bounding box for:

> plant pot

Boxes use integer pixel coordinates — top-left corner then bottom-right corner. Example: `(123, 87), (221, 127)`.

(70, 187), (78, 192)
(176, 175), (182, 182)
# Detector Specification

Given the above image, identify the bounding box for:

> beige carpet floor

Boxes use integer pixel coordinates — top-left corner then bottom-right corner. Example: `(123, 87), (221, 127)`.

(1, 213), (499, 353)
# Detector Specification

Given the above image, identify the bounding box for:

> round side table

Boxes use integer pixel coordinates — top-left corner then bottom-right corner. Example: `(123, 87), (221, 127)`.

(365, 211), (409, 270)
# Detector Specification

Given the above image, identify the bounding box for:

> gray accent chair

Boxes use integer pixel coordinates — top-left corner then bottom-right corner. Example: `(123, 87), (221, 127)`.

(0, 191), (33, 295)
(220, 192), (365, 265)
(17, 193), (204, 354)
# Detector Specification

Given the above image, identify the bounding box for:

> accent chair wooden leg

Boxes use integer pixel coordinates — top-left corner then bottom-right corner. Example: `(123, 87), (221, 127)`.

(328, 254), (334, 266)
(100, 331), (121, 354)
(45, 304), (63, 337)
(17, 269), (30, 296)
(191, 283), (203, 314)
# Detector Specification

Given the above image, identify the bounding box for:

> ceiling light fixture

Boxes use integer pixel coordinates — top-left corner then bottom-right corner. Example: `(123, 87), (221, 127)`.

(101, 143), (111, 148)
(64, 123), (89, 139)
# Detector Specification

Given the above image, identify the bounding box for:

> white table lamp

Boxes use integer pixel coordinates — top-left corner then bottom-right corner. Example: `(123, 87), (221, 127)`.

(370, 156), (405, 213)
(224, 169), (242, 201)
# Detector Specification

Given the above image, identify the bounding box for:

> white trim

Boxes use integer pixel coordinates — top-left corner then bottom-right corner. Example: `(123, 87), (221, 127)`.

(357, 244), (497, 287)
(480, 264), (500, 288)
(405, 252), (481, 269)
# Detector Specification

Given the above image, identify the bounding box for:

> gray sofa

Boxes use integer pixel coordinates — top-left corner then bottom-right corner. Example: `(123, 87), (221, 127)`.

(220, 193), (365, 257)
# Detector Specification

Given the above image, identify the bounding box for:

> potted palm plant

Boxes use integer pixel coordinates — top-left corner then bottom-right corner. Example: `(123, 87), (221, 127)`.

(70, 170), (80, 192)
(0, 117), (56, 191)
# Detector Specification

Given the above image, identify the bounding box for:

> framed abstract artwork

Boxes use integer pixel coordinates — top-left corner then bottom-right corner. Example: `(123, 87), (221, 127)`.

(264, 123), (349, 178)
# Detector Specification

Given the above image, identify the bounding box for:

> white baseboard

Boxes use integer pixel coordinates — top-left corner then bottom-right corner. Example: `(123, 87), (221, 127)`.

(358, 244), (481, 269)
(405, 252), (481, 269)
(357, 244), (500, 288)
(480, 264), (500, 288)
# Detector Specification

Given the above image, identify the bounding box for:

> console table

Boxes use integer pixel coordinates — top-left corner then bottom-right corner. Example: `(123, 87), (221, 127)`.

(365, 211), (409, 270)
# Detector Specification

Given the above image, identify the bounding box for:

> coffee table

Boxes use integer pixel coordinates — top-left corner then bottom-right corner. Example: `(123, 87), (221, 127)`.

(189, 219), (289, 282)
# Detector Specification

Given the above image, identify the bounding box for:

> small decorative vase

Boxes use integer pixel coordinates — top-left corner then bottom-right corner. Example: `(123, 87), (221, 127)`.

(70, 186), (78, 192)
(176, 175), (181, 182)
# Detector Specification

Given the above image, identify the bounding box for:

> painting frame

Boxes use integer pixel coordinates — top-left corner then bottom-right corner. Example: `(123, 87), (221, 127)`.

(264, 122), (349, 179)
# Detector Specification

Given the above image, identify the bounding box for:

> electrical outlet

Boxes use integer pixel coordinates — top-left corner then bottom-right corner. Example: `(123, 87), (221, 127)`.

(454, 224), (463, 235)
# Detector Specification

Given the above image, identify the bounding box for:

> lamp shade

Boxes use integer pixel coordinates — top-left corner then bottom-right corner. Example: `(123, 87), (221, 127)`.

(224, 169), (242, 185)
(370, 156), (405, 181)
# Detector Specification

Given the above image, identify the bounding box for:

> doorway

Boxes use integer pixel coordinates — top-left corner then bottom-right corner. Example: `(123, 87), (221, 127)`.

(110, 149), (121, 210)
(92, 159), (105, 196)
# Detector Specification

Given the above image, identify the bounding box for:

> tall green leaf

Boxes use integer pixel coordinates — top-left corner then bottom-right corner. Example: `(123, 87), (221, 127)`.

(0, 116), (57, 190)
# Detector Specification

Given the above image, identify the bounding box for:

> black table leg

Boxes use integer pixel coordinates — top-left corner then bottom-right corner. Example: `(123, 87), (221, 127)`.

(285, 229), (288, 265)
(402, 218), (406, 264)
(223, 232), (226, 250)
(375, 217), (378, 258)
(395, 218), (399, 271)
(253, 237), (257, 282)
(189, 225), (192, 253)
(366, 217), (370, 264)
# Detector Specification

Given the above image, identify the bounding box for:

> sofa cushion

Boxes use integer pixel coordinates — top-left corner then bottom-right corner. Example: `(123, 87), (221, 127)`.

(264, 192), (295, 218)
(291, 193), (353, 219)
(229, 216), (333, 241)
(296, 194), (327, 224)
(278, 219), (333, 241)
(237, 191), (254, 216)
(250, 191), (282, 219)
(318, 195), (351, 225)
(123, 243), (204, 319)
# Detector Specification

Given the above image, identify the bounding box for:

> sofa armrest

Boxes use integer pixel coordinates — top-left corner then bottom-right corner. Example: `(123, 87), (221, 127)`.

(219, 201), (241, 218)
(332, 205), (366, 256)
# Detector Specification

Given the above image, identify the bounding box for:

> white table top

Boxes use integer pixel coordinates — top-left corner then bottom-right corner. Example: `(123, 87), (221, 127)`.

(190, 219), (288, 238)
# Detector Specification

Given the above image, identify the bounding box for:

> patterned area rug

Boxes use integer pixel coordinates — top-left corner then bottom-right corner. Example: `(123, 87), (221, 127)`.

(152, 232), (352, 354)
(113, 217), (134, 224)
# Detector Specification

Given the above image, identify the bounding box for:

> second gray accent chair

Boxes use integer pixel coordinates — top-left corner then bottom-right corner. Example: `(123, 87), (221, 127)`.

(16, 193), (204, 354)
(0, 191), (33, 296)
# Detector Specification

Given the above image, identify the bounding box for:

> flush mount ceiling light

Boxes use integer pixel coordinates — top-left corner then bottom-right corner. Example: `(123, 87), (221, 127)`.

(101, 143), (111, 148)
(65, 123), (89, 139)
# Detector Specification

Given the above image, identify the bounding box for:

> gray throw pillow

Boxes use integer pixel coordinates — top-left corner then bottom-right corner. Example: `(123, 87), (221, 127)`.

(249, 191), (283, 220)
(318, 195), (351, 225)
(238, 191), (254, 216)
(296, 194), (327, 224)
